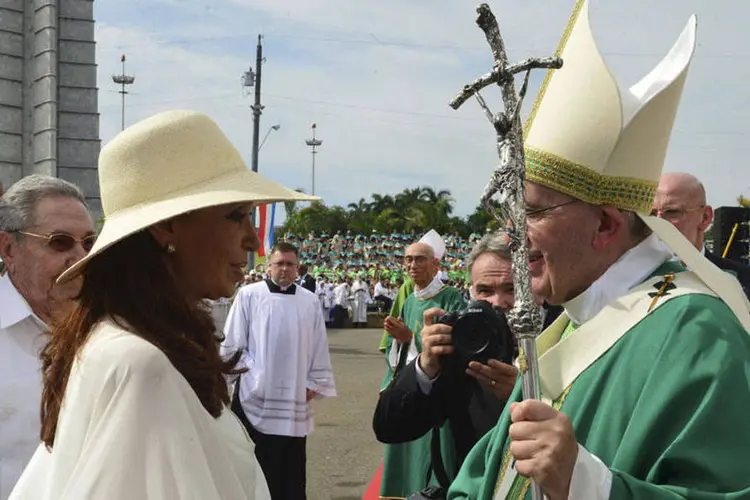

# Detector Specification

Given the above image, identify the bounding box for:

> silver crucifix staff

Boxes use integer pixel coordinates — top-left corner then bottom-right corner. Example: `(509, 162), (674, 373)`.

(450, 5), (562, 499)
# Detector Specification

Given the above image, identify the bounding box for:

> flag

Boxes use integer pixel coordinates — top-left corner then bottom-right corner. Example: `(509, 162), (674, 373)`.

(256, 203), (276, 258)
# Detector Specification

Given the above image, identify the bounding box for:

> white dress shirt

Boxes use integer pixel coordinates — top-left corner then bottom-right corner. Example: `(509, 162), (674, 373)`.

(374, 281), (388, 298)
(0, 274), (47, 498)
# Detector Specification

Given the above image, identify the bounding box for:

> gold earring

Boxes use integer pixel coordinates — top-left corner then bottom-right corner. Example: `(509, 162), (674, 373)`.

(166, 243), (176, 254)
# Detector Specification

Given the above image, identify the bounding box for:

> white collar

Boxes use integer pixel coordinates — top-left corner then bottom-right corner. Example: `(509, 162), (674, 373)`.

(563, 233), (675, 326)
(269, 278), (294, 292)
(413, 274), (444, 300)
(0, 273), (44, 329)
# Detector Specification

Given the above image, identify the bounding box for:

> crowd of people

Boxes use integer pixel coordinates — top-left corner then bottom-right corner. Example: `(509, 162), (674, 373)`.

(281, 230), (479, 286)
(3, 4), (750, 500)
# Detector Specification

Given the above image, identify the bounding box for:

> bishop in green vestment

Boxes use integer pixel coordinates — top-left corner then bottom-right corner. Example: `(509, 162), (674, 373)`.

(448, 259), (750, 499)
(379, 236), (466, 499)
(446, 0), (750, 497)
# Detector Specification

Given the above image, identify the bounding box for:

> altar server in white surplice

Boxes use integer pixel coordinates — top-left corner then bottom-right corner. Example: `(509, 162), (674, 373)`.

(222, 241), (336, 500)
(350, 275), (369, 327)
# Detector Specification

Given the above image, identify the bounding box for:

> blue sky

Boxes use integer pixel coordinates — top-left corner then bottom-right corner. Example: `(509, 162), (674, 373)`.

(94, 0), (750, 223)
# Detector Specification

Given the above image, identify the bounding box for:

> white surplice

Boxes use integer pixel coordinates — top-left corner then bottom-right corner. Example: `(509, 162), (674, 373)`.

(350, 280), (369, 324)
(10, 319), (270, 500)
(221, 281), (337, 437)
(315, 281), (330, 319)
(0, 274), (47, 499)
(333, 283), (349, 308)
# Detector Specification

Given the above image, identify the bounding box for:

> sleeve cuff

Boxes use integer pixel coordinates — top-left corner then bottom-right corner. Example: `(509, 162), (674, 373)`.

(415, 354), (440, 395)
(568, 443), (612, 499)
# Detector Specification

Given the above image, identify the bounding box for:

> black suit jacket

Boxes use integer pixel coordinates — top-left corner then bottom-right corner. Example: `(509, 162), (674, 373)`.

(372, 304), (563, 471)
(298, 274), (316, 293)
(705, 252), (750, 299)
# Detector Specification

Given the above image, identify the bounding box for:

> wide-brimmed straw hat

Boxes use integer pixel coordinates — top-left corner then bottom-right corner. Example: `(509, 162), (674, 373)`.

(58, 109), (317, 283)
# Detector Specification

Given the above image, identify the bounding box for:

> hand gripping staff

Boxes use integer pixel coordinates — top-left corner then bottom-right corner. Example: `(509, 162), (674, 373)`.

(449, 5), (563, 499)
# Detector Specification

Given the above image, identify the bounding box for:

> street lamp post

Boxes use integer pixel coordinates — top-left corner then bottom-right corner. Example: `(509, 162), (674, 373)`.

(112, 54), (135, 131)
(259, 124), (280, 152)
(240, 36), (270, 270)
(305, 123), (323, 196)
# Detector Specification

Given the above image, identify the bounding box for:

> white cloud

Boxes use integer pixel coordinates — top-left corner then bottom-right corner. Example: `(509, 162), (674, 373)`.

(95, 0), (750, 225)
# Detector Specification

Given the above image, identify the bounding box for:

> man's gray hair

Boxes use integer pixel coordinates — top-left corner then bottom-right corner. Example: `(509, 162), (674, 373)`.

(0, 174), (87, 232)
(467, 230), (511, 276)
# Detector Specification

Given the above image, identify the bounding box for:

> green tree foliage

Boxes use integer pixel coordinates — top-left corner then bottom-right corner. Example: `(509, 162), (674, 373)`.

(281, 186), (497, 237)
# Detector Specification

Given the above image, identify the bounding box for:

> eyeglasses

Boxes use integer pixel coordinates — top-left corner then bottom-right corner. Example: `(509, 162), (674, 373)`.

(522, 199), (580, 221)
(650, 206), (704, 221)
(17, 231), (97, 253)
(404, 255), (429, 266)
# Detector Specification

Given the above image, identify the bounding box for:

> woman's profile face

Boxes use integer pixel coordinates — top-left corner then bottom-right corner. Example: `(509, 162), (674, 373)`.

(168, 202), (259, 300)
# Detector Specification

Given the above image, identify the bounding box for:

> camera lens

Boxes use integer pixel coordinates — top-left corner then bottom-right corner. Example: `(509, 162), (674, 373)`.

(454, 316), (490, 354)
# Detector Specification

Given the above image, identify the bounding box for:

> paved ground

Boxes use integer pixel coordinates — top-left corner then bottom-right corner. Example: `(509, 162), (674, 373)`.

(307, 327), (386, 500)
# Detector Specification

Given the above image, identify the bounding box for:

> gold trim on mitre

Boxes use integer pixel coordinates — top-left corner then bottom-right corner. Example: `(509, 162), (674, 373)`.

(526, 147), (657, 213)
(523, 0), (697, 214)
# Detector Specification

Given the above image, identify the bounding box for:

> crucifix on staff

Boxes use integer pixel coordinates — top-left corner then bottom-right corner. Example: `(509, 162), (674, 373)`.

(449, 4), (562, 499)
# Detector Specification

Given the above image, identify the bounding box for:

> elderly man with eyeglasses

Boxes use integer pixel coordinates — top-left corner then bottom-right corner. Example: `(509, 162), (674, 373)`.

(0, 174), (94, 497)
(653, 172), (750, 297)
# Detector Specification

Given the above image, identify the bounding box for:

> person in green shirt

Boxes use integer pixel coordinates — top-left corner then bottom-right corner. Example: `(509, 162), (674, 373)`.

(378, 234), (466, 499)
(448, 1), (750, 499)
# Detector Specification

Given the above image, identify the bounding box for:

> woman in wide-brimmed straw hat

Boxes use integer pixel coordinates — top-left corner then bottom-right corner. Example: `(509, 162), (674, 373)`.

(10, 110), (316, 500)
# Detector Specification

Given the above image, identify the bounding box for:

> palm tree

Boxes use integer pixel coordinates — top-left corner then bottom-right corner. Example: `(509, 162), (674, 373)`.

(370, 193), (394, 213)
(395, 187), (423, 212)
(347, 197), (369, 213)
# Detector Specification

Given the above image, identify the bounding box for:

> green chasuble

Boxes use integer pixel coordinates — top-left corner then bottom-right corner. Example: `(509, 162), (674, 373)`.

(378, 279), (415, 353)
(448, 263), (750, 499)
(380, 285), (466, 499)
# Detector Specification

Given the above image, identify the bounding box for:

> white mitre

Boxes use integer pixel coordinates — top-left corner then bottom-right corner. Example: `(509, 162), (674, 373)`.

(524, 0), (750, 328)
(419, 229), (445, 260)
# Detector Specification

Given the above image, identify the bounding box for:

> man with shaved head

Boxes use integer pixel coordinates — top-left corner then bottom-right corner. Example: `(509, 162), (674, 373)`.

(379, 230), (466, 499)
(654, 172), (750, 296)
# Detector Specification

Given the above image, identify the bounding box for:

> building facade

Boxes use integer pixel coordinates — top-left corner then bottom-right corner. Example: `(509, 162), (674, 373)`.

(0, 0), (100, 216)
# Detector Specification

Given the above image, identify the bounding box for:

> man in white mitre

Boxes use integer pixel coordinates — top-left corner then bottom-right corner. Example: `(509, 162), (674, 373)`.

(222, 242), (336, 500)
(379, 229), (466, 498)
(448, 1), (750, 498)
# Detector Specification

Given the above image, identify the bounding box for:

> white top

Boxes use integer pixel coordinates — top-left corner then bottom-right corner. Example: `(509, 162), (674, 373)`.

(333, 283), (349, 307)
(0, 274), (46, 499)
(374, 282), (388, 297)
(221, 281), (336, 437)
(11, 319), (270, 500)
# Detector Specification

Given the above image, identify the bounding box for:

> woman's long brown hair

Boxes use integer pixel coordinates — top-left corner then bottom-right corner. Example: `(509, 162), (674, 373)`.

(40, 230), (243, 448)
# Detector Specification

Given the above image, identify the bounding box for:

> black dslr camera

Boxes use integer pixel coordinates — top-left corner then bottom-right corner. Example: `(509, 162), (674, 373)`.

(436, 300), (515, 366)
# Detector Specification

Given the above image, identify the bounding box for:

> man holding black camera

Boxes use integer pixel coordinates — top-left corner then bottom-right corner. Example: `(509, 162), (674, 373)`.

(373, 231), (561, 498)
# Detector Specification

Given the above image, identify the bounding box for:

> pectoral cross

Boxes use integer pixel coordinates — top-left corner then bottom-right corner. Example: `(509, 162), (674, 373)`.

(449, 5), (562, 500)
